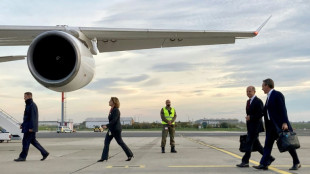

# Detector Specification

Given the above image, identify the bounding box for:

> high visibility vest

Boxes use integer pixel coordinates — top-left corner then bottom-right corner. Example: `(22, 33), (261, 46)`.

(162, 107), (175, 124)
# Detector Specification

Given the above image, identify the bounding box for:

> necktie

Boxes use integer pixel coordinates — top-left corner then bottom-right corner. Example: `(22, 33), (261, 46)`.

(246, 99), (251, 110)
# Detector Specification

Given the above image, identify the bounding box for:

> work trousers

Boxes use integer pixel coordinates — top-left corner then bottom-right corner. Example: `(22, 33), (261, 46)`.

(100, 130), (133, 160)
(19, 132), (48, 159)
(161, 124), (175, 147)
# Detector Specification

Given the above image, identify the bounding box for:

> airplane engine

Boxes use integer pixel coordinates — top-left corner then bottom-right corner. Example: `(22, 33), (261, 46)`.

(27, 31), (95, 92)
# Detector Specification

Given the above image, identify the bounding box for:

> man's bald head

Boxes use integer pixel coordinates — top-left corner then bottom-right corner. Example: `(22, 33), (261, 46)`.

(246, 86), (256, 98)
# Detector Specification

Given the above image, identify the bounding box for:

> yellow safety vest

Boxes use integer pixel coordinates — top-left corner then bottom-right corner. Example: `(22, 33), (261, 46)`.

(162, 107), (175, 125)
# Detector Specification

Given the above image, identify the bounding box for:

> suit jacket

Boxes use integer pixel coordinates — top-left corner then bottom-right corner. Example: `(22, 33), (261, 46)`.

(246, 96), (264, 135)
(21, 99), (39, 133)
(106, 107), (122, 133)
(263, 90), (293, 134)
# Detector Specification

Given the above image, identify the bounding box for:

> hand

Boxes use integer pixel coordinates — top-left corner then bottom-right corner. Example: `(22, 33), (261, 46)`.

(102, 125), (107, 129)
(20, 125), (22, 129)
(29, 129), (33, 132)
(245, 115), (250, 121)
(168, 121), (172, 125)
(282, 123), (288, 130)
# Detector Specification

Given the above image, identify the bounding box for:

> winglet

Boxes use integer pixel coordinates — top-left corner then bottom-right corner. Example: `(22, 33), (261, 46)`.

(254, 15), (272, 36)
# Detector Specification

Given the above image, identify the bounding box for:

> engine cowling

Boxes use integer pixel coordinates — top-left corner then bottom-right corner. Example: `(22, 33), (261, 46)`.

(27, 31), (95, 92)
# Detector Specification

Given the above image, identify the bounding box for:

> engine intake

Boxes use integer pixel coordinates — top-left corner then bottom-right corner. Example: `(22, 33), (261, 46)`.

(27, 31), (95, 92)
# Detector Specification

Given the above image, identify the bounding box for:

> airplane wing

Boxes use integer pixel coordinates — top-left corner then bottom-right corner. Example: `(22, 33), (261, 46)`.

(80, 28), (258, 52)
(0, 55), (25, 62)
(0, 16), (271, 62)
(0, 25), (257, 51)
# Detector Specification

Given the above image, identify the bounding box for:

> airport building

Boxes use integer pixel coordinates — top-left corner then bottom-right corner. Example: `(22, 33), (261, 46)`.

(39, 119), (74, 130)
(85, 117), (134, 128)
(195, 118), (239, 128)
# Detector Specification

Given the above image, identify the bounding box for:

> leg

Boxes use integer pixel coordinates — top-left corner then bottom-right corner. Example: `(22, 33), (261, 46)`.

(254, 137), (264, 155)
(161, 125), (168, 147)
(30, 133), (48, 156)
(260, 131), (275, 166)
(288, 149), (300, 165)
(168, 125), (175, 147)
(19, 132), (32, 159)
(241, 134), (257, 163)
(100, 132), (113, 160)
(114, 131), (133, 157)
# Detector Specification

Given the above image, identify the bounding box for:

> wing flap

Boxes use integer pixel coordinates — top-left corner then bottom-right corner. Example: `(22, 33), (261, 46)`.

(97, 37), (235, 52)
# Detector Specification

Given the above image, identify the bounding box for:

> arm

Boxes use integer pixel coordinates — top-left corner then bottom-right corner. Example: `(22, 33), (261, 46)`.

(106, 108), (120, 129)
(249, 99), (263, 121)
(171, 110), (177, 123)
(276, 92), (289, 130)
(29, 104), (37, 132)
(160, 108), (170, 123)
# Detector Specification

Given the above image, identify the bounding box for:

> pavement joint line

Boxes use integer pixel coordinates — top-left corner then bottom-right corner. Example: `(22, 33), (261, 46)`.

(70, 150), (123, 173)
(106, 165), (145, 169)
(185, 137), (293, 174)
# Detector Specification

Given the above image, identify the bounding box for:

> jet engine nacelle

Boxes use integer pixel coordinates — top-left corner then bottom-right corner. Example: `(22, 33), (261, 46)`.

(27, 31), (95, 92)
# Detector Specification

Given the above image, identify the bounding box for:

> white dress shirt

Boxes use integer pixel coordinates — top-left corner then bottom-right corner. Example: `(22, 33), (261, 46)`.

(266, 89), (274, 120)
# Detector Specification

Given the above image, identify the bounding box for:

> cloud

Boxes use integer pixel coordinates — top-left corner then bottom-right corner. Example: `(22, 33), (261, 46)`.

(1, 0), (310, 123)
(151, 62), (195, 72)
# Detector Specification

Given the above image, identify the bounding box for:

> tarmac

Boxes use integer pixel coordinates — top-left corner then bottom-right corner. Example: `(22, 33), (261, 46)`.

(0, 131), (309, 174)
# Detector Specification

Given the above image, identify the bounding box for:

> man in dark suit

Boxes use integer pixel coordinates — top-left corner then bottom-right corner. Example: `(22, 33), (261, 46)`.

(253, 79), (301, 170)
(14, 92), (49, 162)
(237, 86), (274, 167)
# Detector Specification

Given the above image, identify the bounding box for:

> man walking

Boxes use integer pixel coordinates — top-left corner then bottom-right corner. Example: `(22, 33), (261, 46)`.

(14, 92), (49, 162)
(253, 79), (301, 170)
(237, 86), (274, 167)
(160, 99), (177, 153)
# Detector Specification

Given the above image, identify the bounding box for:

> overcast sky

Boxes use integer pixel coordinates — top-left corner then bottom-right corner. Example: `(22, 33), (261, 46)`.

(0, 0), (309, 123)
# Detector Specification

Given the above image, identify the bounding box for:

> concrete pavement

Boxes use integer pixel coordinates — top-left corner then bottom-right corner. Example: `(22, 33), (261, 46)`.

(0, 132), (309, 174)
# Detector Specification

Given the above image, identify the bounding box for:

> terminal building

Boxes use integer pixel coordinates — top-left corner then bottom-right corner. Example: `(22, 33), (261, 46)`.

(195, 118), (239, 128)
(85, 117), (134, 128)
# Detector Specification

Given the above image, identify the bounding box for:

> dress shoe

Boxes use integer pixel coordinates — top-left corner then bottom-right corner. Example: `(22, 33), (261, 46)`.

(253, 164), (268, 170)
(289, 164), (301, 170)
(97, 159), (108, 162)
(41, 152), (49, 161)
(126, 156), (134, 161)
(14, 157), (26, 162)
(266, 156), (275, 166)
(236, 163), (249, 168)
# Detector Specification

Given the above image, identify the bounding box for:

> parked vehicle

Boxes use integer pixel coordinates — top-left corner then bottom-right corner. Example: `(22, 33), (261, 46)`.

(93, 126), (103, 132)
(57, 126), (72, 133)
(0, 129), (11, 143)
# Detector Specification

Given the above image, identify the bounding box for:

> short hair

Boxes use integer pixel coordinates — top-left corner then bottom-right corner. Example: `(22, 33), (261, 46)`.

(24, 92), (33, 98)
(110, 97), (120, 108)
(263, 78), (274, 89)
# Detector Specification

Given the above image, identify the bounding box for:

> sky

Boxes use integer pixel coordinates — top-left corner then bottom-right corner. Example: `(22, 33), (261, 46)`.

(0, 0), (309, 123)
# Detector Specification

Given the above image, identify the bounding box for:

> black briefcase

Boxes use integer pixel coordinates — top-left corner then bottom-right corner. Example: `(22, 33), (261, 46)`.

(276, 131), (300, 153)
(239, 135), (260, 152)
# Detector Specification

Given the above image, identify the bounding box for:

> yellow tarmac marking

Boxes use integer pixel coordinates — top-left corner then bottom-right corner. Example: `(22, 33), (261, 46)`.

(186, 137), (293, 174)
(169, 165), (234, 168)
(106, 165), (145, 168)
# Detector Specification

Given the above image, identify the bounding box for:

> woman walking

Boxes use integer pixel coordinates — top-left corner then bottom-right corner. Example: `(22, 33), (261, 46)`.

(98, 97), (134, 162)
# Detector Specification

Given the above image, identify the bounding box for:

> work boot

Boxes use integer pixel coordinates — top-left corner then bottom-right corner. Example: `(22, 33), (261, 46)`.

(171, 146), (177, 153)
(161, 147), (165, 153)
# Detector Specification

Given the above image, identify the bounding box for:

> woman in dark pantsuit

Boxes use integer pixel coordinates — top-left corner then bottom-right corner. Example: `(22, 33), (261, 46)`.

(98, 97), (133, 162)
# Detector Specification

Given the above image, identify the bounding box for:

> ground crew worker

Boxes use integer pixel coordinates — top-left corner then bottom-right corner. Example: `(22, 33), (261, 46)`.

(160, 99), (177, 153)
